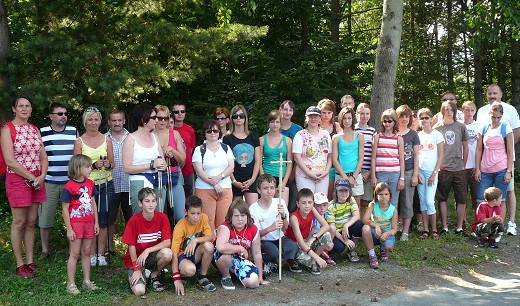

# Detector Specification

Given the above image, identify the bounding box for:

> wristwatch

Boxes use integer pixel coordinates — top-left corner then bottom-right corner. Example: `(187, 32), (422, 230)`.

(221, 173), (225, 179)
(312, 234), (318, 239)
(506, 169), (512, 173)
(399, 177), (405, 181)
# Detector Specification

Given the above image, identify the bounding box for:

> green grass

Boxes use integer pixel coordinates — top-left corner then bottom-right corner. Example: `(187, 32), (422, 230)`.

(0, 183), (516, 305)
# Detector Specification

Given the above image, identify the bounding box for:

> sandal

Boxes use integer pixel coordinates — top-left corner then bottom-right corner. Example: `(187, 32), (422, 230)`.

(321, 252), (336, 266)
(431, 231), (439, 240)
(420, 231), (430, 239)
(197, 277), (217, 292)
(150, 277), (166, 292)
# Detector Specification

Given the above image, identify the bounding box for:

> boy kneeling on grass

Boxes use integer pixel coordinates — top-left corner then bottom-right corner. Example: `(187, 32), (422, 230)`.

(285, 188), (333, 275)
(122, 187), (172, 296)
(472, 187), (505, 248)
(171, 195), (216, 295)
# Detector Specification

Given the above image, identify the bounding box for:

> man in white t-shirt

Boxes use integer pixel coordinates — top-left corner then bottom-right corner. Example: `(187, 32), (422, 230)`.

(476, 84), (519, 236)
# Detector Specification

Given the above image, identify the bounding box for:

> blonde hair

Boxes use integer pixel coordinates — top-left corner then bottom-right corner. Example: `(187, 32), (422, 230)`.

(318, 98), (336, 113)
(380, 109), (398, 133)
(68, 154), (93, 180)
(461, 101), (476, 111)
(82, 107), (102, 129)
(155, 104), (171, 117)
(228, 105), (250, 135)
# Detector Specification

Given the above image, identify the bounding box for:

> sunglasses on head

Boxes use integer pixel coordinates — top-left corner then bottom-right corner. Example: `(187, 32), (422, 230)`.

(383, 120), (393, 124)
(231, 113), (246, 119)
(51, 112), (68, 116)
(149, 115), (157, 120)
(156, 116), (169, 121)
(85, 107), (100, 113)
(172, 110), (186, 114)
(442, 97), (456, 102)
(215, 115), (228, 120)
(206, 129), (219, 134)
(420, 116), (430, 120)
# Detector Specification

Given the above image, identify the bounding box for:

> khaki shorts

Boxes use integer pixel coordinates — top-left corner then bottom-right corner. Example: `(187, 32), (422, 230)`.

(360, 170), (374, 201)
(295, 232), (332, 268)
(38, 182), (65, 228)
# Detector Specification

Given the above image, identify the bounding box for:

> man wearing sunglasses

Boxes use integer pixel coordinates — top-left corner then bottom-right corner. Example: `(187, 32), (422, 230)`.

(172, 102), (196, 197)
(431, 92), (464, 126)
(476, 84), (520, 237)
(38, 102), (78, 259)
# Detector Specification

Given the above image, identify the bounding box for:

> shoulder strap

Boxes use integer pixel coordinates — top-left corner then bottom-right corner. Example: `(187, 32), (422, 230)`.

(220, 142), (228, 153)
(482, 124), (489, 135)
(6, 122), (16, 141)
(200, 143), (207, 164)
(501, 123), (507, 139)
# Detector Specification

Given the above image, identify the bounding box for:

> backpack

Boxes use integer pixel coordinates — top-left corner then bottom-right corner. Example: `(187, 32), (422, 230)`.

(481, 122), (508, 152)
(0, 122), (18, 177)
(200, 142), (228, 164)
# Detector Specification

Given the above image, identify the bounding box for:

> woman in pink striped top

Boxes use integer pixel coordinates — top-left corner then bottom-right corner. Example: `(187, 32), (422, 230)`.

(371, 109), (405, 207)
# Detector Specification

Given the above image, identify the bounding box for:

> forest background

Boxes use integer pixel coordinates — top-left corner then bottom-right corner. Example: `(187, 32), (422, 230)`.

(0, 0), (519, 135)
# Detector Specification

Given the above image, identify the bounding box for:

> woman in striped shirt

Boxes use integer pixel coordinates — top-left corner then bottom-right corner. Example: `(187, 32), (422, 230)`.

(371, 109), (405, 207)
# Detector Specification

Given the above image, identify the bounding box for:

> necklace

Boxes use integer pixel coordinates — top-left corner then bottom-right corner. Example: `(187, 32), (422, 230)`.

(233, 226), (248, 257)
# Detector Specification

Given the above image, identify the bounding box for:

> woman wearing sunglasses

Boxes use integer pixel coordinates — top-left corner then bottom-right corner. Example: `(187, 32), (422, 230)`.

(153, 105), (186, 224)
(213, 107), (230, 140)
(193, 119), (234, 232)
(1, 95), (48, 278)
(223, 105), (261, 205)
(74, 106), (115, 267)
(371, 108), (405, 209)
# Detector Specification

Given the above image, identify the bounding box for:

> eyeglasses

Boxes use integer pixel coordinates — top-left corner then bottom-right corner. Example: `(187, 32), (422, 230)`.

(383, 120), (394, 124)
(215, 116), (228, 120)
(442, 97), (456, 102)
(85, 107), (100, 113)
(172, 110), (186, 114)
(420, 116), (430, 120)
(231, 113), (246, 119)
(412, 113), (417, 118)
(149, 115), (157, 120)
(51, 112), (68, 116)
(206, 129), (219, 134)
(156, 116), (169, 121)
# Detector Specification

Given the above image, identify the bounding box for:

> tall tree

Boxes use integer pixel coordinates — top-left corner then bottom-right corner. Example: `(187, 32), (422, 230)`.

(0, 0), (9, 122)
(370, 0), (404, 123)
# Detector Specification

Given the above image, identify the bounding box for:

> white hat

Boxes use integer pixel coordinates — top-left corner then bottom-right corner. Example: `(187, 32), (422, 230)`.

(314, 192), (329, 204)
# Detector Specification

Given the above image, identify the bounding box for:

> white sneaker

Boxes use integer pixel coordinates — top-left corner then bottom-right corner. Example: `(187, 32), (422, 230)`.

(97, 255), (108, 266)
(507, 221), (517, 236)
(90, 255), (97, 266)
(400, 233), (409, 241)
(495, 232), (503, 243)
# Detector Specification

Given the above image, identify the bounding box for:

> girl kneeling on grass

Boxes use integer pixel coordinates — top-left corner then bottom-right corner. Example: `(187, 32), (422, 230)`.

(362, 182), (398, 269)
(214, 199), (269, 290)
(61, 154), (99, 295)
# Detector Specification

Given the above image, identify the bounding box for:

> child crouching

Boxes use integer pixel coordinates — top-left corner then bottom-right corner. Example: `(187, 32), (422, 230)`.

(122, 187), (173, 296)
(362, 182), (398, 269)
(285, 188), (333, 275)
(472, 187), (505, 248)
(171, 195), (216, 295)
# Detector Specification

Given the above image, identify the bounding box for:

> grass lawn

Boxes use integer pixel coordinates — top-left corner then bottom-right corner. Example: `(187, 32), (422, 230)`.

(0, 182), (517, 305)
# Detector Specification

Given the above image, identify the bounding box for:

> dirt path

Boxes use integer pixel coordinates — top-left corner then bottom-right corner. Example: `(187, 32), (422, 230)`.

(137, 235), (520, 306)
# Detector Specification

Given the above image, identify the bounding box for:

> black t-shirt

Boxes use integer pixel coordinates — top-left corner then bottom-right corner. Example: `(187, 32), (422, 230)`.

(222, 132), (260, 182)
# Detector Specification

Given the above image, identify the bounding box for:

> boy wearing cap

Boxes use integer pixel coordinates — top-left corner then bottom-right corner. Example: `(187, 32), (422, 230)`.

(249, 174), (300, 276)
(326, 178), (363, 262)
(285, 188), (333, 275)
(312, 192), (336, 265)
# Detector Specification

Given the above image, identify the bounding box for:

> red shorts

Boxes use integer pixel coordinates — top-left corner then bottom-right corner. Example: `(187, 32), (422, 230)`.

(6, 171), (47, 208)
(71, 221), (95, 239)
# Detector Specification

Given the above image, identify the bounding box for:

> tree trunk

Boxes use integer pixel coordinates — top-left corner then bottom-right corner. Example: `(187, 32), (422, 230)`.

(497, 27), (508, 102)
(300, 15), (309, 54)
(473, 40), (485, 109)
(331, 0), (340, 42)
(0, 0), (10, 125)
(369, 0), (404, 125)
(446, 0), (454, 90)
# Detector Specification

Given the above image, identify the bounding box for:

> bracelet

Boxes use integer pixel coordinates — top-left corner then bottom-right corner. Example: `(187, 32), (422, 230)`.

(173, 275), (182, 281)
(132, 261), (140, 271)
(306, 248), (311, 254)
(232, 179), (238, 184)
(92, 162), (98, 170)
(281, 214), (287, 220)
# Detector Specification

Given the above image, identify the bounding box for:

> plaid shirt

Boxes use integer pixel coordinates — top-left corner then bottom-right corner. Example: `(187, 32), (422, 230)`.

(106, 129), (130, 193)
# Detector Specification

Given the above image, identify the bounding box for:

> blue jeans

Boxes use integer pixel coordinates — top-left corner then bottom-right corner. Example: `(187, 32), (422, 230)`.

(95, 180), (114, 228)
(376, 171), (400, 208)
(417, 169), (437, 215)
(477, 169), (508, 202)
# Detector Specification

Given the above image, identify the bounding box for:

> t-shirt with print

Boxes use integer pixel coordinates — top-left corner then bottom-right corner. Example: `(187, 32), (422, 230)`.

(326, 198), (359, 232)
(171, 213), (213, 255)
(217, 222), (259, 260)
(418, 129), (444, 171)
(434, 121), (469, 171)
(61, 178), (98, 224)
(292, 129), (332, 178)
(400, 129), (420, 171)
(250, 198), (289, 241)
(465, 121), (480, 169)
(122, 211), (172, 269)
(223, 132), (260, 182)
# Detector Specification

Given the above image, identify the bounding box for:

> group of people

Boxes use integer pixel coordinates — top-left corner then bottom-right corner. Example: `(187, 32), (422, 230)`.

(1, 84), (516, 295)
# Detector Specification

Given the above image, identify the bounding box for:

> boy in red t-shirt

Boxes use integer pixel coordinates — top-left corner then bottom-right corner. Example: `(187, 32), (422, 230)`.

(472, 187), (505, 248)
(122, 188), (172, 295)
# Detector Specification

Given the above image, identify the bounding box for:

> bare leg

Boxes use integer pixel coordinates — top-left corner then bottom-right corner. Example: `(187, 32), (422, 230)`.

(456, 204), (466, 229)
(67, 239), (82, 286)
(82, 238), (93, 283)
(97, 228), (108, 256)
(151, 248), (173, 278)
(421, 211), (429, 232)
(25, 203), (39, 264)
(215, 255), (232, 279)
(108, 224), (115, 252)
(429, 213), (438, 233)
(507, 191), (516, 222)
(439, 201), (448, 229)
(197, 242), (215, 276)
(244, 192), (259, 206)
(361, 225), (374, 250)
(11, 207), (28, 267)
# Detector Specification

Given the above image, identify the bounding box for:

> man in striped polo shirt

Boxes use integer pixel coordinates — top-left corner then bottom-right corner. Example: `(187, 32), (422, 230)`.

(38, 102), (78, 259)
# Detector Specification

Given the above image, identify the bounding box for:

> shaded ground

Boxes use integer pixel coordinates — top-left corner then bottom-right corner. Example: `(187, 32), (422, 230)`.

(134, 234), (520, 306)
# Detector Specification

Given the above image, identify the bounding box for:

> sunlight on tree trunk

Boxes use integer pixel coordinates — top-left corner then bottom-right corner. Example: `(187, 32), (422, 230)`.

(370, 0), (403, 125)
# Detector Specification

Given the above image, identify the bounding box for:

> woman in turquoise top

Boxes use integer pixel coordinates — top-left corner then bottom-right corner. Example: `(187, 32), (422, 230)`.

(361, 182), (398, 269)
(259, 110), (292, 206)
(332, 107), (364, 205)
(73, 107), (114, 267)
